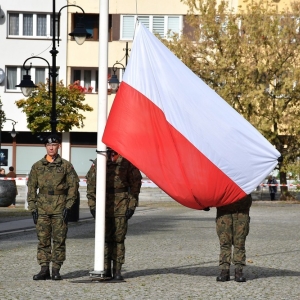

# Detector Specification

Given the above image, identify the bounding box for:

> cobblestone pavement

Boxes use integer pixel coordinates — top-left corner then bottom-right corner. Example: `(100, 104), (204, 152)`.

(0, 201), (299, 300)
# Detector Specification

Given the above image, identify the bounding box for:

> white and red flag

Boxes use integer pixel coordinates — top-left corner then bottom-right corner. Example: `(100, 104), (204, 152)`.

(102, 23), (280, 210)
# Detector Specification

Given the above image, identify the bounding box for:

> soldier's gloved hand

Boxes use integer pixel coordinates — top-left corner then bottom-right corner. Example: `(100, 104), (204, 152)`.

(62, 208), (70, 224)
(90, 208), (96, 219)
(32, 209), (38, 225)
(203, 207), (210, 211)
(125, 208), (135, 220)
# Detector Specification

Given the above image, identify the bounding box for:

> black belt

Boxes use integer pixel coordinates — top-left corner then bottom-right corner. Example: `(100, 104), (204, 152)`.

(106, 187), (128, 194)
(39, 189), (67, 195)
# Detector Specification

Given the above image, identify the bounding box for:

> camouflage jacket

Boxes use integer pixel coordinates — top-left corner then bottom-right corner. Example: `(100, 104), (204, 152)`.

(217, 194), (252, 216)
(86, 156), (142, 216)
(27, 154), (79, 214)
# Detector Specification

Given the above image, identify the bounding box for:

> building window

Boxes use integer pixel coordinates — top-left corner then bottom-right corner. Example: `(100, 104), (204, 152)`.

(121, 15), (182, 40)
(72, 68), (98, 93)
(72, 68), (117, 93)
(73, 70), (81, 82)
(37, 14), (47, 36)
(6, 66), (53, 92)
(6, 67), (18, 90)
(72, 13), (99, 41)
(71, 14), (112, 42)
(84, 70), (92, 90)
(23, 14), (33, 36)
(8, 12), (55, 38)
(9, 13), (19, 35)
(35, 68), (46, 84)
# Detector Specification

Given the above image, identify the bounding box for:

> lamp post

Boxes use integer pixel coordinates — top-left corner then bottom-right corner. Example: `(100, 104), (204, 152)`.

(16, 1), (90, 134)
(0, 105), (18, 167)
(108, 42), (130, 92)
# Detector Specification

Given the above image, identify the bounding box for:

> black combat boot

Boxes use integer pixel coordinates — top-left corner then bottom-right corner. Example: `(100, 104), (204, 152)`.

(113, 261), (124, 281)
(52, 268), (62, 280)
(216, 269), (230, 282)
(33, 266), (51, 280)
(235, 268), (246, 282)
(104, 260), (112, 278)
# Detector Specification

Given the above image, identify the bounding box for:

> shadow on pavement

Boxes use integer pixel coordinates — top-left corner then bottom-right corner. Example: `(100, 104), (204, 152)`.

(63, 263), (300, 282)
(123, 264), (300, 281)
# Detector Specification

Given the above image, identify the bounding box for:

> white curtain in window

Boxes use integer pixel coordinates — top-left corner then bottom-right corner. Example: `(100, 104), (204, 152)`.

(153, 16), (165, 37)
(84, 70), (91, 89)
(122, 16), (134, 39)
(9, 13), (19, 35)
(35, 68), (45, 84)
(23, 14), (33, 36)
(168, 17), (180, 35)
(37, 15), (47, 36)
(7, 68), (17, 90)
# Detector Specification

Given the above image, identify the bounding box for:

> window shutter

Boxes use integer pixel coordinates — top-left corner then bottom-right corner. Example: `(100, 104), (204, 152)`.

(112, 14), (120, 41)
(168, 16), (179, 34)
(122, 16), (134, 39)
(153, 16), (164, 37)
(138, 16), (149, 29)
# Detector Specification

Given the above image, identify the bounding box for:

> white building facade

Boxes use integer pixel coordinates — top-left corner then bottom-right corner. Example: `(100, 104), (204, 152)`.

(0, 0), (190, 176)
(0, 0), (68, 174)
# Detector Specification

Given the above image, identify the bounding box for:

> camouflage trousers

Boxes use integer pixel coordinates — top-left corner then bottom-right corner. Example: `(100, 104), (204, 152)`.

(36, 214), (68, 269)
(216, 211), (250, 270)
(105, 217), (128, 265)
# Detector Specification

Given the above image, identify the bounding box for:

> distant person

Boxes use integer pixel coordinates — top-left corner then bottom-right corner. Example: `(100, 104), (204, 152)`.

(0, 168), (5, 177)
(6, 166), (17, 207)
(216, 194), (252, 282)
(267, 175), (278, 201)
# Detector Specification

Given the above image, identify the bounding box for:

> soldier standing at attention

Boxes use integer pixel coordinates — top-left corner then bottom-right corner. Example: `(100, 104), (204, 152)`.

(216, 194), (252, 282)
(86, 148), (142, 280)
(27, 134), (79, 281)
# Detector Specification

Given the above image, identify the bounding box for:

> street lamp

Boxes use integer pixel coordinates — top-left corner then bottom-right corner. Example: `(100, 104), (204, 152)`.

(16, 2), (91, 134)
(0, 105), (18, 167)
(108, 42), (130, 92)
(16, 57), (51, 97)
(108, 62), (125, 92)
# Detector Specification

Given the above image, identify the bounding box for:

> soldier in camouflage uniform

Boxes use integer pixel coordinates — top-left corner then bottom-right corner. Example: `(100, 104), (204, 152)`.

(27, 134), (79, 281)
(216, 194), (252, 282)
(86, 148), (142, 280)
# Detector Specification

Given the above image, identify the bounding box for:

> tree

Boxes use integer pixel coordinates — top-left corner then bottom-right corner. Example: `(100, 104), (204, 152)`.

(163, 0), (300, 199)
(15, 80), (93, 133)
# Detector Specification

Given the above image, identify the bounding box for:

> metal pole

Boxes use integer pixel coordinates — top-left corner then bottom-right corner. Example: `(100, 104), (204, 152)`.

(125, 42), (129, 66)
(0, 105), (1, 166)
(90, 0), (108, 276)
(50, 0), (58, 133)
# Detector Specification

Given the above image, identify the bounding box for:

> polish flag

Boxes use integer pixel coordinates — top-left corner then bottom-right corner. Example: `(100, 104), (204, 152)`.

(102, 24), (280, 210)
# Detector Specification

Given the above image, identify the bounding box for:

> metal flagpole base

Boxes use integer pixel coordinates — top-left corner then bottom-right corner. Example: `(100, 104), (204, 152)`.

(89, 270), (112, 282)
(69, 271), (126, 283)
(89, 270), (126, 283)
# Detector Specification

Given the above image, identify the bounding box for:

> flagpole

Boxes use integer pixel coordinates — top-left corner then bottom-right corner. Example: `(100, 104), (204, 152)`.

(90, 0), (108, 276)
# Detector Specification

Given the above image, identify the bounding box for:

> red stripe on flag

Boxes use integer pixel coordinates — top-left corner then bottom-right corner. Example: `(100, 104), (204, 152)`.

(103, 82), (246, 209)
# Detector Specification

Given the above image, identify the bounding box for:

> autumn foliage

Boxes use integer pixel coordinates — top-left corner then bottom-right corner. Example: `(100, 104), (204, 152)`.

(15, 80), (93, 133)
